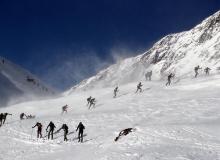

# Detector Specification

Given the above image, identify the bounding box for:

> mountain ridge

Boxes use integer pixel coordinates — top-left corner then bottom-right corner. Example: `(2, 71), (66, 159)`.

(66, 10), (220, 94)
(0, 56), (57, 107)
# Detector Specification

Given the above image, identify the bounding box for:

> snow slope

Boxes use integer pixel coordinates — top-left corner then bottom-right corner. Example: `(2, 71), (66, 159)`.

(1, 74), (220, 160)
(67, 10), (220, 93)
(0, 57), (57, 107)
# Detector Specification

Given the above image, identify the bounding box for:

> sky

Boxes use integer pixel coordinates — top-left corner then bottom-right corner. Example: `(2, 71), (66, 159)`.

(0, 0), (219, 90)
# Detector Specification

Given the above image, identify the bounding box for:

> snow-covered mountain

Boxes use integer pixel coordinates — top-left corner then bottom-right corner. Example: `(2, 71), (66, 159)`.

(0, 56), (57, 107)
(1, 10), (220, 160)
(67, 10), (220, 93)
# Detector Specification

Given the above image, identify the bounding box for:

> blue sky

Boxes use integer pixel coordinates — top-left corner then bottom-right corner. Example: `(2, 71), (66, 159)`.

(0, 0), (219, 90)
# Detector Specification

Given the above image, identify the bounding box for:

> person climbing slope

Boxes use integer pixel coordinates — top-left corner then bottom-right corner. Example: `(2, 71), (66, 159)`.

(61, 105), (68, 114)
(145, 71), (152, 81)
(46, 121), (56, 140)
(56, 124), (69, 141)
(204, 67), (211, 75)
(87, 96), (92, 106)
(136, 82), (143, 93)
(194, 65), (202, 78)
(166, 73), (175, 86)
(76, 122), (85, 143)
(32, 122), (43, 138)
(2, 113), (12, 124)
(0, 113), (3, 126)
(89, 98), (96, 109)
(113, 86), (119, 98)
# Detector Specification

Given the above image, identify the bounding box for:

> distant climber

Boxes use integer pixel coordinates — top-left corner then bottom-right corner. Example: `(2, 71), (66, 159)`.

(166, 73), (175, 86)
(145, 71), (152, 81)
(2, 59), (4, 64)
(20, 113), (27, 120)
(204, 67), (211, 75)
(136, 82), (143, 93)
(87, 96), (92, 106)
(32, 122), (43, 138)
(115, 128), (135, 142)
(89, 98), (96, 109)
(114, 86), (119, 98)
(194, 65), (202, 78)
(2, 113), (12, 124)
(26, 76), (36, 84)
(62, 105), (68, 114)
(76, 122), (85, 143)
(46, 121), (56, 140)
(153, 51), (159, 64)
(57, 124), (69, 141)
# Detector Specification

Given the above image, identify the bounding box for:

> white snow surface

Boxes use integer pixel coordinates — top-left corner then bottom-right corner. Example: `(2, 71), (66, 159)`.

(1, 74), (220, 160)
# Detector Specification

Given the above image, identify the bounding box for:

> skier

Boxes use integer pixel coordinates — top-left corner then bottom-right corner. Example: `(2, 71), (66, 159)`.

(2, 113), (12, 124)
(145, 71), (152, 81)
(194, 65), (202, 78)
(136, 82), (143, 93)
(115, 128), (134, 142)
(87, 96), (92, 106)
(46, 121), (56, 140)
(204, 67), (211, 75)
(0, 113), (3, 126)
(20, 113), (27, 120)
(32, 122), (43, 138)
(76, 122), (85, 143)
(57, 124), (69, 141)
(166, 73), (175, 86)
(89, 98), (96, 109)
(62, 105), (68, 114)
(113, 86), (119, 98)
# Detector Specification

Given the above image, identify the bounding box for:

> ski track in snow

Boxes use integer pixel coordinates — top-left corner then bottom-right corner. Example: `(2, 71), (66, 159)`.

(1, 76), (220, 160)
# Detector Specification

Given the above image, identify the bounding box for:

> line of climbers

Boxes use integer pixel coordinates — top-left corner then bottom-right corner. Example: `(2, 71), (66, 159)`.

(0, 65), (214, 143)
(145, 65), (212, 86)
(194, 65), (211, 78)
(0, 110), (139, 142)
(32, 121), (85, 142)
(87, 66), (212, 103)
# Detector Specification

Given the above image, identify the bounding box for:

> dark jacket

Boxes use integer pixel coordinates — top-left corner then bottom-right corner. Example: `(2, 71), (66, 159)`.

(46, 122), (56, 131)
(76, 123), (85, 132)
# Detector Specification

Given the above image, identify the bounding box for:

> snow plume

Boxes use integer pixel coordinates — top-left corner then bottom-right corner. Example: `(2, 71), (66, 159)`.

(38, 45), (146, 91)
(39, 50), (110, 91)
(110, 45), (148, 63)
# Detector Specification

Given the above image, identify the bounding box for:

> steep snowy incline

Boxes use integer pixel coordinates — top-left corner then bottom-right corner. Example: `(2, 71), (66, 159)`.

(1, 74), (220, 160)
(0, 56), (57, 107)
(67, 10), (220, 93)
